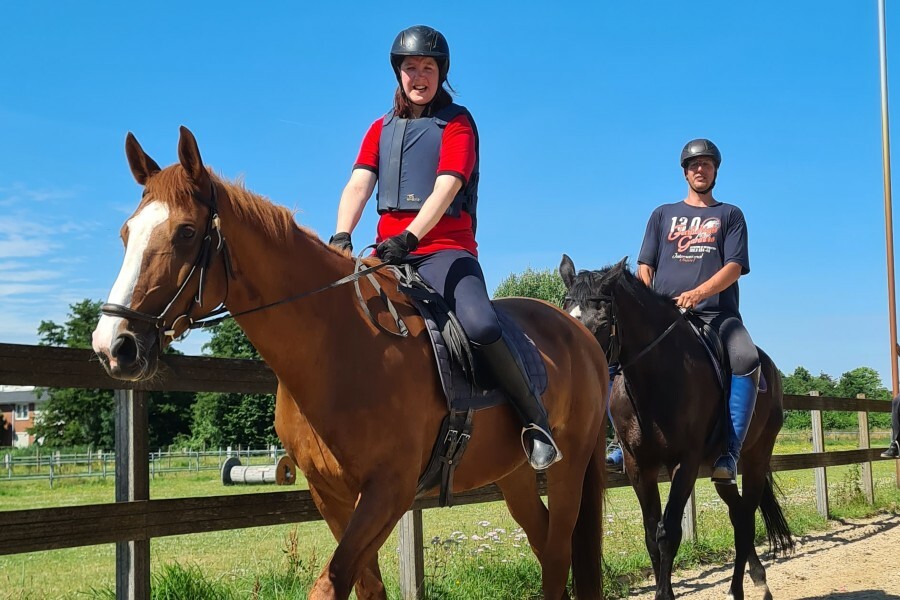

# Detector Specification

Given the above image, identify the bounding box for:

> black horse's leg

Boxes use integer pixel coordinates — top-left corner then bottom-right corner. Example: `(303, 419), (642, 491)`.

(656, 461), (700, 600)
(626, 454), (663, 584)
(726, 461), (773, 600)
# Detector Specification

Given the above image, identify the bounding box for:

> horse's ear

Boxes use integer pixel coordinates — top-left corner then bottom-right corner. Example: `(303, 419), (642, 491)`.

(559, 254), (576, 289)
(125, 133), (161, 186)
(177, 126), (209, 185)
(615, 256), (629, 272)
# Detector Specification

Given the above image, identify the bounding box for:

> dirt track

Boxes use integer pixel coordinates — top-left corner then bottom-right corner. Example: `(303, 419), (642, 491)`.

(629, 513), (900, 599)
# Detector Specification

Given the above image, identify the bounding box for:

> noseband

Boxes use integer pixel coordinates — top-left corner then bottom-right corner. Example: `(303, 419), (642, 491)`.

(101, 182), (234, 341)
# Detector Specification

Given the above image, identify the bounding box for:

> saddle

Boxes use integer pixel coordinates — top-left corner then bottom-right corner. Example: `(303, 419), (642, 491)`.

(682, 312), (767, 397)
(394, 266), (548, 507)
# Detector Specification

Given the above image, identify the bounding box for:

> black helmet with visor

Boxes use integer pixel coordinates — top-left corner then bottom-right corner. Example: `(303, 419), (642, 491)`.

(680, 138), (722, 169)
(390, 25), (450, 83)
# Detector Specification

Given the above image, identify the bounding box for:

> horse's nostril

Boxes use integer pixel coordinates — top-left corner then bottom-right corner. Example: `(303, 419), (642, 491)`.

(111, 334), (138, 367)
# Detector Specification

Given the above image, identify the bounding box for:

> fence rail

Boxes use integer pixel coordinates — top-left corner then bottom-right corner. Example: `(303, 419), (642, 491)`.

(0, 342), (897, 600)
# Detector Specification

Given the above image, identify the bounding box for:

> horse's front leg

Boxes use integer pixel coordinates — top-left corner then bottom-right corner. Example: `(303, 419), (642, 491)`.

(306, 482), (388, 600)
(625, 452), (663, 584)
(309, 473), (416, 600)
(655, 460), (700, 600)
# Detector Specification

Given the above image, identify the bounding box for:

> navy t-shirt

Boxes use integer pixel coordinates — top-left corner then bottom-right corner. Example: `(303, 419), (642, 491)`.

(637, 201), (750, 315)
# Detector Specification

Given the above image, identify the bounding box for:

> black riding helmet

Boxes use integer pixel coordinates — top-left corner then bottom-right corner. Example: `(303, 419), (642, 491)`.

(390, 25), (450, 83)
(680, 138), (722, 169)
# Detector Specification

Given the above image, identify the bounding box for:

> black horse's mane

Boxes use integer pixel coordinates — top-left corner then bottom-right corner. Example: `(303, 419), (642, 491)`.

(572, 262), (678, 316)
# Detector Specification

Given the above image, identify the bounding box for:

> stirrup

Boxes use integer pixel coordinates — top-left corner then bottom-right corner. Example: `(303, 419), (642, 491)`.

(711, 452), (738, 485)
(881, 441), (900, 459)
(520, 423), (563, 470)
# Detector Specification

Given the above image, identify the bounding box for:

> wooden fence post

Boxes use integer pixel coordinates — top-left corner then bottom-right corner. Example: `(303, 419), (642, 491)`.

(115, 389), (150, 600)
(398, 509), (425, 600)
(809, 391), (829, 518)
(681, 488), (697, 543)
(856, 394), (874, 504)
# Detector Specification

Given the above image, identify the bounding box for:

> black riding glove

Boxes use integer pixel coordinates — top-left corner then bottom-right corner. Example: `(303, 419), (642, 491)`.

(375, 231), (419, 265)
(328, 232), (353, 252)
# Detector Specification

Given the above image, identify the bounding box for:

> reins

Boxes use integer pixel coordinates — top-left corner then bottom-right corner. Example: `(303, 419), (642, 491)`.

(565, 291), (687, 375)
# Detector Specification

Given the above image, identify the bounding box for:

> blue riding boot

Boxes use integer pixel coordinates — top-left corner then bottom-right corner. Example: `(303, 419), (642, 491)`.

(606, 442), (624, 471)
(712, 368), (760, 485)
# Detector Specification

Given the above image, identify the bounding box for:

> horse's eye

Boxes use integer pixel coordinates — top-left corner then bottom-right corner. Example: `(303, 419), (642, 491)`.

(179, 225), (196, 240)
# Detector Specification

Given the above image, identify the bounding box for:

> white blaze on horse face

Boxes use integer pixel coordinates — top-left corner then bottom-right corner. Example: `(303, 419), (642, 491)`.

(569, 305), (582, 319)
(91, 201), (170, 358)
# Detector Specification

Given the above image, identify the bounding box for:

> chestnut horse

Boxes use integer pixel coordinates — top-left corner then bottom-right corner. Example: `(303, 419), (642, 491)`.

(91, 127), (609, 600)
(559, 256), (793, 600)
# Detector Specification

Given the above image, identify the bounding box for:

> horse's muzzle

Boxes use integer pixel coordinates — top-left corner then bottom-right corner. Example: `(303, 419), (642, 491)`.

(98, 331), (160, 381)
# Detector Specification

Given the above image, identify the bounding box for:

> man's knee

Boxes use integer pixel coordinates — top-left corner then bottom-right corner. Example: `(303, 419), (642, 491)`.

(731, 345), (759, 377)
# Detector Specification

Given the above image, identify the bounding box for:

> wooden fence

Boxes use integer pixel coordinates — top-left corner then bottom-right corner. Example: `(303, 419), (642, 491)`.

(0, 342), (897, 600)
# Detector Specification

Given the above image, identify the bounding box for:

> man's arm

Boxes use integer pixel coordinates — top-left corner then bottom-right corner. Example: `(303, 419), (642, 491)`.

(673, 262), (742, 309)
(335, 169), (377, 234)
(637, 263), (655, 287)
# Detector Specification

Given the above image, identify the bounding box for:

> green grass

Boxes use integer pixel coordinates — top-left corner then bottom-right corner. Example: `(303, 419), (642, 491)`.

(2, 438), (900, 599)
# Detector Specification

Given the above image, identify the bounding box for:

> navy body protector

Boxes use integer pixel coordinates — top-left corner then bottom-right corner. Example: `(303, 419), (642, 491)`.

(376, 103), (480, 233)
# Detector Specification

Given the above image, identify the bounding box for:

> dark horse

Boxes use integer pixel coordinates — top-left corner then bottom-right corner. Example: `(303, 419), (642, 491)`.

(559, 256), (792, 600)
(90, 127), (610, 600)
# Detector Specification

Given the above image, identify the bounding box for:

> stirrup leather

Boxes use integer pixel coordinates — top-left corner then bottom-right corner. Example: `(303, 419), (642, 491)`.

(520, 423), (563, 467)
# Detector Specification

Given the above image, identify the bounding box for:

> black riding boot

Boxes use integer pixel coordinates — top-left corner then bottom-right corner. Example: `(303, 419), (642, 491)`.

(478, 337), (562, 470)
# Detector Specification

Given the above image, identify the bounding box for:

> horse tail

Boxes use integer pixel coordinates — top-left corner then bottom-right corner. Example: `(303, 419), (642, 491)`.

(759, 470), (794, 557)
(571, 434), (606, 600)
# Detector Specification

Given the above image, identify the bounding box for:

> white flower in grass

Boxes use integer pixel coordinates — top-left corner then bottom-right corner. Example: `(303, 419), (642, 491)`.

(470, 534), (483, 541)
(477, 520), (491, 527)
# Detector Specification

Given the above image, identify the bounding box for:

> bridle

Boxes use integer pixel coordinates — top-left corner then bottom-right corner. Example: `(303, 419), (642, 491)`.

(565, 290), (685, 375)
(101, 182), (233, 341)
(101, 181), (402, 343)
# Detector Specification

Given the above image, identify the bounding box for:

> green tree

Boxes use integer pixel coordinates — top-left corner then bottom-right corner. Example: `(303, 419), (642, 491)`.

(493, 267), (567, 306)
(190, 319), (277, 448)
(780, 365), (892, 430)
(30, 300), (196, 449)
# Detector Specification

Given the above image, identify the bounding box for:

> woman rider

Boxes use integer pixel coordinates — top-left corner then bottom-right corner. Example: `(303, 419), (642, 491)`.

(328, 25), (561, 470)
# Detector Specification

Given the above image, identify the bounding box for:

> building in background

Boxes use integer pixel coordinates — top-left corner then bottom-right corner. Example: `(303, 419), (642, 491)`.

(0, 385), (49, 448)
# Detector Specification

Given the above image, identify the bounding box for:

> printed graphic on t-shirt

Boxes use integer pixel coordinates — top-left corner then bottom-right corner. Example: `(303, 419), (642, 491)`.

(667, 216), (721, 263)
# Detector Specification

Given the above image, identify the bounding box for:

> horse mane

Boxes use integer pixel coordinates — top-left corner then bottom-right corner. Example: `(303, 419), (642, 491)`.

(144, 165), (340, 254)
(572, 262), (678, 316)
(614, 265), (678, 315)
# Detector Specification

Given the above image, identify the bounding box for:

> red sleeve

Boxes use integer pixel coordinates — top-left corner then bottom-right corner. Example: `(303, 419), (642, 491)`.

(438, 114), (476, 184)
(353, 118), (382, 172)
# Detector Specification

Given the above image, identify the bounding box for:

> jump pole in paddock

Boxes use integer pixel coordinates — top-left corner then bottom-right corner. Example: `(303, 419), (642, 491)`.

(221, 455), (297, 485)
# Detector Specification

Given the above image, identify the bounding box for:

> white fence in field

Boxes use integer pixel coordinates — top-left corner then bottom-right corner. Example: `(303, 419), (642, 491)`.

(2, 447), (285, 484)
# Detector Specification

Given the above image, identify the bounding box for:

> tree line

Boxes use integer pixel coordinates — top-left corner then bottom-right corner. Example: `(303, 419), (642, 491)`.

(23, 268), (891, 449)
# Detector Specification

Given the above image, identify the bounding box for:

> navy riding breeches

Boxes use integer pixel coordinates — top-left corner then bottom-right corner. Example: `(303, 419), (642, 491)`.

(405, 249), (502, 345)
(697, 311), (760, 376)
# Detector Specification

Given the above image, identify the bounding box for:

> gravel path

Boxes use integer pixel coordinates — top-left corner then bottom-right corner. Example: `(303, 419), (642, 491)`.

(628, 513), (900, 599)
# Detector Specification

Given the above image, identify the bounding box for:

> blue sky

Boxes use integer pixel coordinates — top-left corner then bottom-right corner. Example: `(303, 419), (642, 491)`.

(0, 1), (898, 386)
